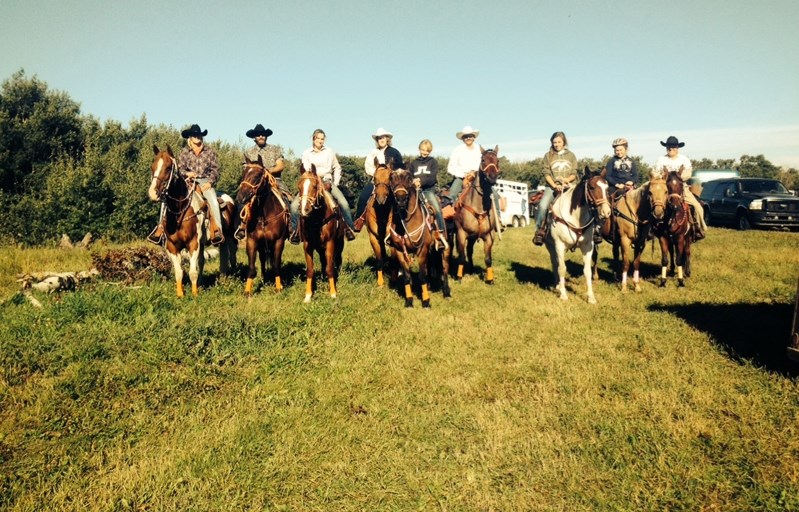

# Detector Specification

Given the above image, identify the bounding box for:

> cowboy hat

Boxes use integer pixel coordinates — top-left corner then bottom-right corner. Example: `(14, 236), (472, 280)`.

(660, 135), (685, 148)
(456, 126), (479, 140)
(371, 127), (393, 140)
(246, 124), (273, 138)
(181, 124), (208, 138)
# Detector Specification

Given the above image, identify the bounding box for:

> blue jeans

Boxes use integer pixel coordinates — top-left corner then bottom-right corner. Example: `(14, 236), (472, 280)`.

(421, 189), (445, 231)
(197, 179), (222, 233)
(535, 188), (555, 229)
(291, 184), (354, 231)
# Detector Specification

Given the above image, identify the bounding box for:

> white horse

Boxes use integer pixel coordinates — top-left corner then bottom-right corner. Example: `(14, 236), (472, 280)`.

(545, 168), (611, 304)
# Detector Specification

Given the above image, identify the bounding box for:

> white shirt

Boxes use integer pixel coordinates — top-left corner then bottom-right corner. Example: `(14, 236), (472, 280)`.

(447, 144), (482, 179)
(652, 154), (692, 181)
(301, 146), (342, 186)
(364, 148), (386, 177)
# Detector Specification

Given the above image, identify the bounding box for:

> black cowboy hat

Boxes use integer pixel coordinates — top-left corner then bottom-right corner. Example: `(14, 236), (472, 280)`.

(181, 124), (208, 138)
(246, 124), (274, 138)
(660, 135), (685, 148)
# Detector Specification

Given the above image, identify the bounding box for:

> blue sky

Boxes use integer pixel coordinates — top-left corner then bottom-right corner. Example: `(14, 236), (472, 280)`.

(2, 0), (798, 168)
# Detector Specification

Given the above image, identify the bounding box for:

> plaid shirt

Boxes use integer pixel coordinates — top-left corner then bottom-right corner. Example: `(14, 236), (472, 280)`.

(244, 144), (283, 171)
(178, 144), (219, 183)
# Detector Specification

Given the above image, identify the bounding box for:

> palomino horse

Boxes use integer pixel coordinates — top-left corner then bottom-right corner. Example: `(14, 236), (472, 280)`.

(296, 164), (345, 303)
(654, 171), (693, 287)
(453, 146), (500, 284)
(236, 156), (290, 295)
(545, 167), (611, 303)
(601, 178), (668, 292)
(388, 169), (451, 308)
(148, 145), (236, 297)
(364, 159), (395, 287)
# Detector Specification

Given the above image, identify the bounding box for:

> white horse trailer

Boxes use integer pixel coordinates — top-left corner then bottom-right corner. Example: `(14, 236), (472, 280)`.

(496, 179), (530, 227)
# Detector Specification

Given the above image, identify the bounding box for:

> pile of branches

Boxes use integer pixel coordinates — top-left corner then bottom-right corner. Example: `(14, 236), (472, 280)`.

(92, 246), (172, 283)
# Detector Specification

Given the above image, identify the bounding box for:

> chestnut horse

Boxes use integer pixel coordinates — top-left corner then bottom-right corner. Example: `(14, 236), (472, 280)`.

(364, 159), (395, 287)
(388, 169), (451, 308)
(296, 164), (345, 303)
(236, 156), (290, 295)
(545, 167), (611, 303)
(601, 178), (668, 292)
(148, 145), (236, 297)
(654, 171), (693, 287)
(453, 146), (500, 283)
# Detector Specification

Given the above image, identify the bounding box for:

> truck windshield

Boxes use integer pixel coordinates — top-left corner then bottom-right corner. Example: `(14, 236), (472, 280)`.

(741, 181), (788, 194)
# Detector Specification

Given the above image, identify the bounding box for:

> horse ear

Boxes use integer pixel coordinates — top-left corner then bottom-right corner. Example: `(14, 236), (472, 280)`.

(600, 167), (607, 178)
(480, 145), (485, 154)
(584, 166), (591, 178)
(494, 145), (499, 154)
(153, 144), (160, 155)
(373, 156), (380, 168)
(310, 164), (317, 175)
(166, 144), (174, 157)
(244, 154), (253, 164)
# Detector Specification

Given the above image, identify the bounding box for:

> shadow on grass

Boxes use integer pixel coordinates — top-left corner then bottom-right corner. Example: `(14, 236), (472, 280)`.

(648, 301), (799, 376)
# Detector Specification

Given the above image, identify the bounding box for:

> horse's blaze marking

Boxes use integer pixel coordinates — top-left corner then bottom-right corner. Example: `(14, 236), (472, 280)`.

(300, 178), (311, 215)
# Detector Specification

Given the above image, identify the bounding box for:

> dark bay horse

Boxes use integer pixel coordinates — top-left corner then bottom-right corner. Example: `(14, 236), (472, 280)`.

(453, 146), (500, 284)
(545, 167), (611, 303)
(364, 159), (394, 287)
(148, 145), (235, 297)
(236, 156), (290, 295)
(296, 164), (345, 303)
(655, 171), (693, 287)
(388, 169), (451, 308)
(600, 178), (668, 292)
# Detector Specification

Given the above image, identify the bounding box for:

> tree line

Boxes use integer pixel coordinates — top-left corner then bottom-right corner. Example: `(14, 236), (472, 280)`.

(2, 70), (797, 246)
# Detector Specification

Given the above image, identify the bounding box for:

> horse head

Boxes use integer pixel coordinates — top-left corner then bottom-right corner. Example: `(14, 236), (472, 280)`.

(373, 158), (394, 206)
(148, 144), (176, 202)
(390, 169), (413, 211)
(647, 178), (668, 220)
(479, 146), (500, 185)
(665, 170), (688, 227)
(237, 155), (267, 205)
(297, 164), (322, 217)
(580, 166), (611, 220)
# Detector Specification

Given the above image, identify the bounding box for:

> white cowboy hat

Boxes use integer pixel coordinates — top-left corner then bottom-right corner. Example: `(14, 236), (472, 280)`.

(456, 126), (479, 140)
(371, 128), (393, 140)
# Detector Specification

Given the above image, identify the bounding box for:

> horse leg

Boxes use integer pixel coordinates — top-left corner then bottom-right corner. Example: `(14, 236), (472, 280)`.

(272, 238), (285, 291)
(167, 250), (184, 298)
(684, 239), (692, 279)
(259, 242), (269, 288)
(466, 237), (476, 274)
(591, 245), (599, 282)
(419, 249), (432, 308)
(188, 248), (202, 297)
(455, 227), (468, 280)
(325, 239), (338, 299)
(244, 237), (258, 296)
(399, 254), (413, 308)
(548, 241), (568, 300)
(368, 232), (385, 287)
(440, 243), (452, 298)
(659, 236), (670, 287)
(582, 244), (597, 304)
(620, 237), (631, 293)
(676, 238), (686, 287)
(483, 235), (494, 284)
(303, 245), (315, 303)
(631, 241), (643, 293)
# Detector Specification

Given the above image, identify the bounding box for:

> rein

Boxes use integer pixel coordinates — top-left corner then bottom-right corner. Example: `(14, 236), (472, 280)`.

(157, 158), (199, 224)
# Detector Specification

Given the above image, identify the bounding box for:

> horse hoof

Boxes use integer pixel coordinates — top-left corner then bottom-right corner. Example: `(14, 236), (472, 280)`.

(405, 300), (413, 308)
(678, 280), (685, 288)
(485, 280), (494, 285)
(303, 295), (312, 303)
(659, 280), (666, 288)
(621, 286), (628, 294)
(634, 284), (642, 293)
(443, 290), (452, 298)
(422, 301), (431, 308)
(588, 296), (597, 305)
(560, 295), (569, 301)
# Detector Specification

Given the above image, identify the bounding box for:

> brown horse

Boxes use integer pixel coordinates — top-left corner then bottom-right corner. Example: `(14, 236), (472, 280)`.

(364, 159), (395, 287)
(388, 169), (451, 307)
(601, 178), (668, 292)
(147, 145), (235, 297)
(236, 156), (290, 295)
(654, 171), (693, 287)
(296, 164), (346, 303)
(453, 146), (500, 284)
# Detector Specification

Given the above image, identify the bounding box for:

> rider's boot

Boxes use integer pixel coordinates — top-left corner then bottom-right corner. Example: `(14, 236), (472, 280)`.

(147, 222), (164, 245)
(289, 228), (301, 245)
(345, 225), (357, 241)
(234, 210), (247, 241)
(694, 222), (705, 241)
(207, 215), (224, 247)
(353, 213), (365, 233)
(593, 224), (603, 244)
(533, 225), (546, 246)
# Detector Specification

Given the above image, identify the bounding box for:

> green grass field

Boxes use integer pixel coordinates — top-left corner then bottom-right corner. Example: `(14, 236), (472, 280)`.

(1, 226), (798, 511)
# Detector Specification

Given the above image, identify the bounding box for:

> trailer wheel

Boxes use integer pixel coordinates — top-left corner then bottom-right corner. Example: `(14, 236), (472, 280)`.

(512, 217), (520, 228)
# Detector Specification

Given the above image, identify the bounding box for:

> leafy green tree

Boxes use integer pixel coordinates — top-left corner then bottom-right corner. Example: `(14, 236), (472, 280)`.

(0, 70), (84, 193)
(736, 154), (779, 179)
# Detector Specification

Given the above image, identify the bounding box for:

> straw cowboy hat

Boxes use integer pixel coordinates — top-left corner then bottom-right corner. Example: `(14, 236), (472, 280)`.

(181, 124), (208, 138)
(371, 128), (393, 140)
(456, 126), (479, 140)
(246, 124), (274, 138)
(660, 135), (685, 148)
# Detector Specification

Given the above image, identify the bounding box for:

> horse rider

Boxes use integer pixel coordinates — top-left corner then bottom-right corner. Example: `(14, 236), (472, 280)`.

(533, 131), (579, 246)
(354, 127), (404, 232)
(147, 123), (224, 246)
(606, 137), (639, 201)
(447, 126), (502, 227)
(235, 124), (289, 241)
(409, 138), (447, 241)
(290, 128), (357, 244)
(651, 135), (707, 240)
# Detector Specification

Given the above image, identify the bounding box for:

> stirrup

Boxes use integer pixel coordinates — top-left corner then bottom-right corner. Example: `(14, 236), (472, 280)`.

(147, 225), (164, 245)
(533, 229), (545, 246)
(353, 216), (365, 233)
(234, 226), (246, 241)
(289, 230), (301, 245)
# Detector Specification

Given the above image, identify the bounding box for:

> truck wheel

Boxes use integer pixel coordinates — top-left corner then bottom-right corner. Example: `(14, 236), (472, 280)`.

(736, 212), (751, 231)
